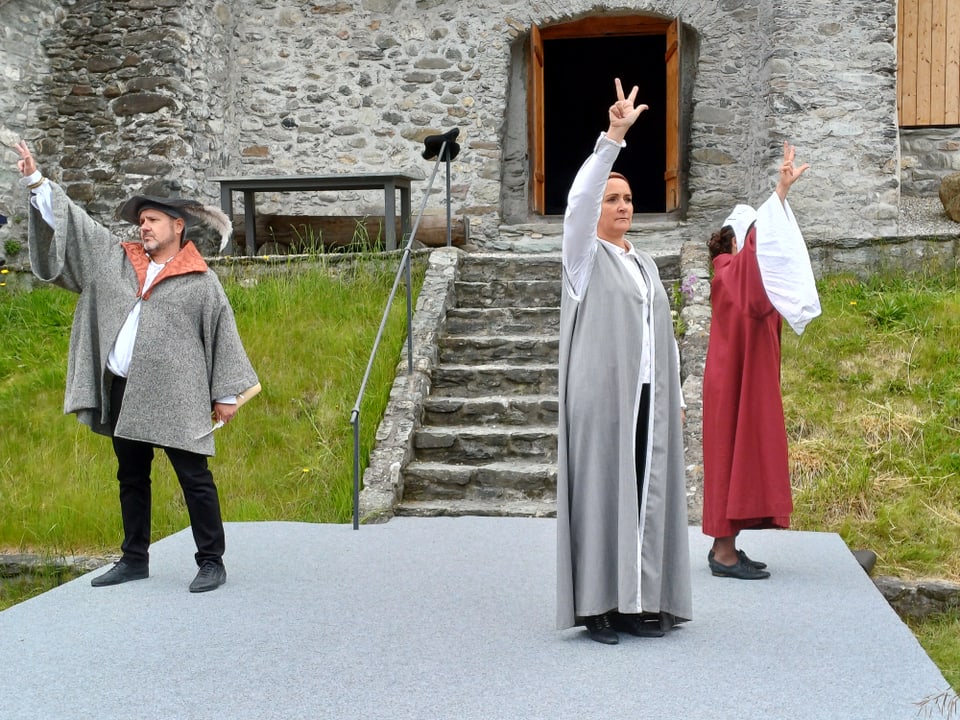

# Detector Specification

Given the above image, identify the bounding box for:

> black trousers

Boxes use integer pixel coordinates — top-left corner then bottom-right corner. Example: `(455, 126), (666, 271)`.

(109, 376), (225, 567)
(635, 383), (651, 507)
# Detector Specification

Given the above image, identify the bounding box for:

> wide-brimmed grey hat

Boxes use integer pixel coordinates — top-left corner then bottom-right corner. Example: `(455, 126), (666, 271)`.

(119, 195), (233, 252)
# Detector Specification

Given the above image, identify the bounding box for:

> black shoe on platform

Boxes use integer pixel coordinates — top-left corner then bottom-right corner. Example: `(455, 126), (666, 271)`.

(90, 560), (149, 587)
(610, 612), (666, 638)
(709, 549), (767, 571)
(189, 561), (226, 593)
(709, 554), (771, 580)
(584, 613), (619, 645)
(737, 549), (767, 570)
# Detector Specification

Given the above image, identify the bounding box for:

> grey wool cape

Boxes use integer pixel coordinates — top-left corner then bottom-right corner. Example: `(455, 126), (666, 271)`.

(27, 180), (258, 456)
(556, 136), (692, 630)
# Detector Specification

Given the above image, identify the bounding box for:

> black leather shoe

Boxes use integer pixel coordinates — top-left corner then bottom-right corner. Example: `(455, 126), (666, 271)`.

(737, 549), (767, 569)
(709, 549), (767, 570)
(189, 561), (226, 593)
(610, 612), (666, 638)
(90, 560), (149, 587)
(709, 554), (771, 580)
(583, 613), (619, 645)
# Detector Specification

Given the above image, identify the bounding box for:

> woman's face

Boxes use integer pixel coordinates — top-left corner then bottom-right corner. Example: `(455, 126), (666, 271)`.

(597, 177), (633, 241)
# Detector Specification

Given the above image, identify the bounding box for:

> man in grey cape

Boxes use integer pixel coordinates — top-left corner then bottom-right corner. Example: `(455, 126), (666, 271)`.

(556, 80), (692, 643)
(14, 140), (259, 593)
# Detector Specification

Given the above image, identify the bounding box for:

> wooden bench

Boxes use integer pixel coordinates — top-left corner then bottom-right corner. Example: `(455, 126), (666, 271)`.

(232, 213), (469, 254)
(210, 173), (419, 255)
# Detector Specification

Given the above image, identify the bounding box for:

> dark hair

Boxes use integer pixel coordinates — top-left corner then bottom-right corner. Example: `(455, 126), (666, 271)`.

(708, 225), (736, 259)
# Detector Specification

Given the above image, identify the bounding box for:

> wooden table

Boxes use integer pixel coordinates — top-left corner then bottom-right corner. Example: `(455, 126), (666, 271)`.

(210, 173), (418, 255)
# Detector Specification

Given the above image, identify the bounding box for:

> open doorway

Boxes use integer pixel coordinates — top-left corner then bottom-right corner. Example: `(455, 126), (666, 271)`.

(528, 17), (682, 217)
(542, 35), (666, 214)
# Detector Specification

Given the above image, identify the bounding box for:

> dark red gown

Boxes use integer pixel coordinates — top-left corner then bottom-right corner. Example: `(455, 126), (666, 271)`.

(701, 224), (793, 538)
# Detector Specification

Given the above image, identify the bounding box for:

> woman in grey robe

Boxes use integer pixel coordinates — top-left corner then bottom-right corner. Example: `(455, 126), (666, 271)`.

(556, 79), (692, 644)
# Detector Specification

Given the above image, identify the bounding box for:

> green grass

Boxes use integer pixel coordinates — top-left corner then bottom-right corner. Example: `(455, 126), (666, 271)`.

(0, 256), (424, 556)
(909, 610), (960, 693)
(781, 265), (960, 693)
(0, 569), (81, 612)
(784, 268), (960, 582)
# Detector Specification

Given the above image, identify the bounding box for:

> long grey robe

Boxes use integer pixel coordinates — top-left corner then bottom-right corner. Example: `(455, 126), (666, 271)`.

(556, 137), (692, 630)
(27, 180), (258, 456)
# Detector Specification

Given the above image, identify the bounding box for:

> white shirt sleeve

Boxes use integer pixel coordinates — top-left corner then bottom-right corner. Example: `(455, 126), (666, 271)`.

(19, 171), (55, 227)
(562, 133), (624, 300)
(754, 193), (822, 335)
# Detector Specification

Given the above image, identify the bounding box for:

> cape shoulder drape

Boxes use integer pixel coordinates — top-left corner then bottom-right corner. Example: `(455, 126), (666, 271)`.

(701, 223), (792, 537)
(27, 180), (258, 456)
(556, 137), (691, 630)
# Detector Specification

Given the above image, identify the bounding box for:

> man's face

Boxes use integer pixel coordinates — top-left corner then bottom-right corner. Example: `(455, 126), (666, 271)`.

(138, 208), (184, 258)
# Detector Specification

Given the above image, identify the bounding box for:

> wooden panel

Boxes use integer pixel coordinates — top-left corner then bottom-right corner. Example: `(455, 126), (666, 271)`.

(528, 23), (545, 214)
(664, 18), (680, 212)
(900, 0), (919, 125)
(899, 0), (960, 126)
(917, 0), (933, 125)
(947, 0), (960, 123)
(931, 0), (947, 121)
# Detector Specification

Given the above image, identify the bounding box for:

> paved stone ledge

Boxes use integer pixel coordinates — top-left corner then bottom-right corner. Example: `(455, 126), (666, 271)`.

(874, 576), (960, 620)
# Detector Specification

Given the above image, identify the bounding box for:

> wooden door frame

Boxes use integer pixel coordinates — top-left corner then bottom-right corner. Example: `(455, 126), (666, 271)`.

(528, 16), (682, 214)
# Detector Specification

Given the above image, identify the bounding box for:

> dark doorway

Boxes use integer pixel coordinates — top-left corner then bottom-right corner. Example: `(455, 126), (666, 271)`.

(542, 35), (667, 215)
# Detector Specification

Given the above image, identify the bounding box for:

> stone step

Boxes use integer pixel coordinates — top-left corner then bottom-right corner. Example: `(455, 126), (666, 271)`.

(445, 307), (560, 335)
(459, 250), (681, 284)
(430, 363), (558, 397)
(422, 395), (558, 426)
(395, 497), (557, 518)
(454, 276), (679, 311)
(439, 334), (559, 365)
(457, 252), (560, 282)
(401, 460), (557, 502)
(413, 425), (558, 464)
(455, 279), (560, 308)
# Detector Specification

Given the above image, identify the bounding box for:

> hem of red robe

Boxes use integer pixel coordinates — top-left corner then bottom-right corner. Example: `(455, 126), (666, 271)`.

(702, 515), (790, 539)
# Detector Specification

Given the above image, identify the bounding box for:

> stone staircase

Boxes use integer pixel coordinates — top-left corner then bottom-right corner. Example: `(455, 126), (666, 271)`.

(395, 243), (682, 518)
(396, 252), (562, 517)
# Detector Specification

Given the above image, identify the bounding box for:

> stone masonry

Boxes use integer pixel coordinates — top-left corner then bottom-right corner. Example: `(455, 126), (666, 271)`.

(4, 0), (957, 269)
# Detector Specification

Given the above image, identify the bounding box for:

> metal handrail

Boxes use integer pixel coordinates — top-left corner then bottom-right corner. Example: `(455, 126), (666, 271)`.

(349, 139), (455, 529)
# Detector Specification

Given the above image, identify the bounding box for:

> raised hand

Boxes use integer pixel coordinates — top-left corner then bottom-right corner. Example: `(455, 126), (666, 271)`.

(775, 141), (809, 202)
(14, 141), (37, 177)
(606, 78), (648, 143)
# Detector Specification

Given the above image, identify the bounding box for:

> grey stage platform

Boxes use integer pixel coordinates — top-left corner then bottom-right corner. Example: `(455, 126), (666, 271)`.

(0, 517), (950, 719)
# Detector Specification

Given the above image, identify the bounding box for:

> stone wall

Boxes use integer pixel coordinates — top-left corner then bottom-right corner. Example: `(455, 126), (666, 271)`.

(0, 0), (236, 255)
(0, 0), (60, 241)
(0, 0), (917, 262)
(901, 127), (960, 197)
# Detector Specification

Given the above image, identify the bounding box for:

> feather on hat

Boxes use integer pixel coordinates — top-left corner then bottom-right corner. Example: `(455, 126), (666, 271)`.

(119, 195), (233, 253)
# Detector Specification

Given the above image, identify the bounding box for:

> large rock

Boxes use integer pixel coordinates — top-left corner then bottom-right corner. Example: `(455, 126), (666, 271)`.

(938, 172), (960, 221)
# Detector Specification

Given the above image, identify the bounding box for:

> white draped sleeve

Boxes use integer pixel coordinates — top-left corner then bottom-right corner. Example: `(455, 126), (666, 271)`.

(754, 192), (822, 335)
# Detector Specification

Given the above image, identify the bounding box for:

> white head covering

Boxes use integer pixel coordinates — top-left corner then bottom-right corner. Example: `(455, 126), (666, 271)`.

(723, 204), (758, 250)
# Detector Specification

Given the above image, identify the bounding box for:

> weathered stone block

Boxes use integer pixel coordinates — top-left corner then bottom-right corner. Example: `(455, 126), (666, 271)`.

(111, 93), (176, 116)
(938, 172), (960, 222)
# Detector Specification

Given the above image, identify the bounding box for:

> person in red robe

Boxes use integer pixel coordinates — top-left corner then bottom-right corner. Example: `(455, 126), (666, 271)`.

(701, 142), (819, 579)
